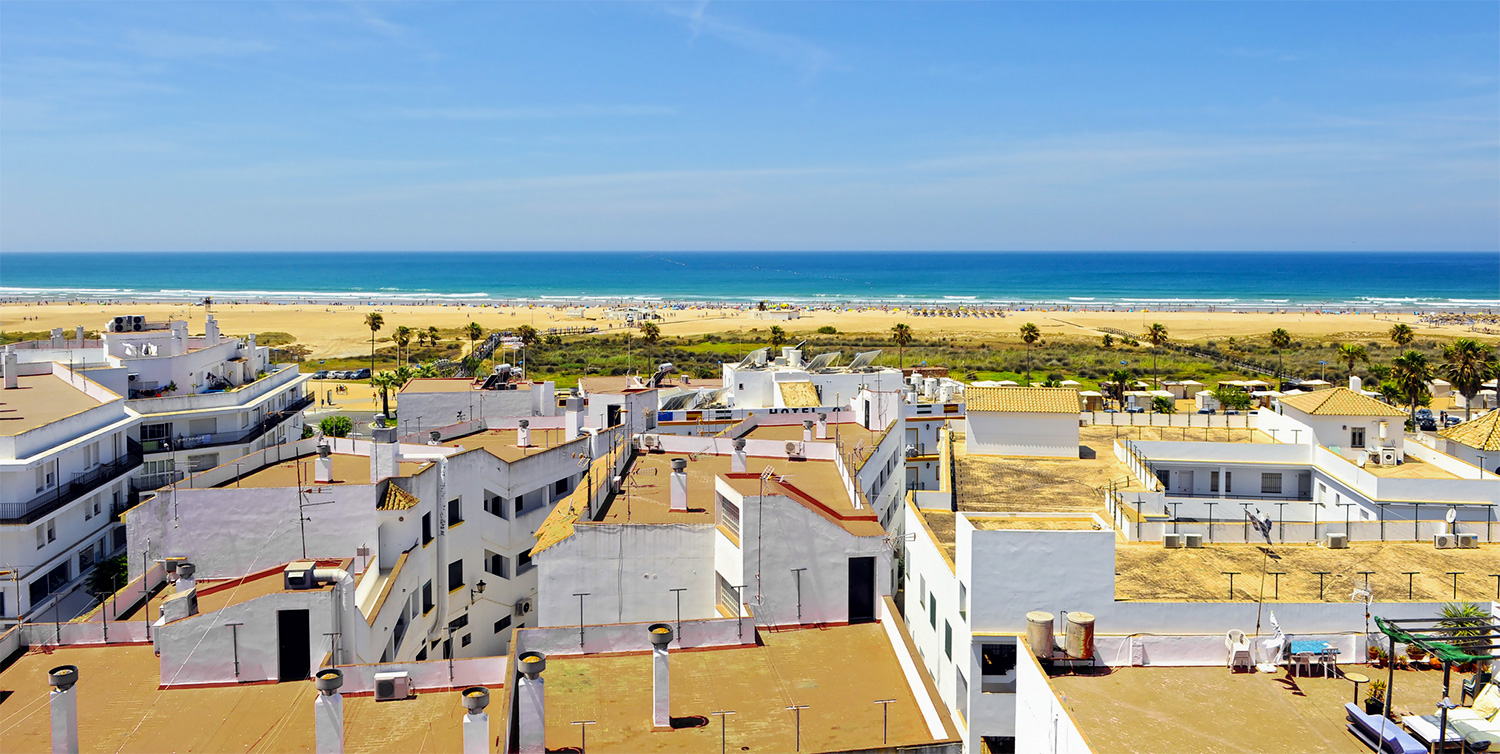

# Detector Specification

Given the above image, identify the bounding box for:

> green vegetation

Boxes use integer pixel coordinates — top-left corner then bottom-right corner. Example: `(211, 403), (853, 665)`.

(892, 323), (914, 369)
(816, 325), (838, 335)
(256, 331), (296, 346)
(88, 555), (128, 601)
(319, 415), (354, 437)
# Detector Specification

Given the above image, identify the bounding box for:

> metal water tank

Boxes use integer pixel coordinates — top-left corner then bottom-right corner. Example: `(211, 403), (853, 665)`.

(1026, 611), (1055, 658)
(1065, 612), (1096, 660)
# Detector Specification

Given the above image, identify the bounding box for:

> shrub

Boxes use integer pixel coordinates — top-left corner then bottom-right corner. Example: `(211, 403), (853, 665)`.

(817, 325), (838, 335)
(319, 415), (354, 438)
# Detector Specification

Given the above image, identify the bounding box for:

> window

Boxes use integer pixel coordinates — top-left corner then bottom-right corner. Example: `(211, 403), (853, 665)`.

(1261, 473), (1282, 495)
(956, 668), (968, 719)
(944, 621), (953, 659)
(460, 634), (471, 647)
(494, 616), (512, 634)
(422, 513), (433, 545)
(422, 581), (434, 613)
(1210, 471), (1220, 492)
(981, 642), (1019, 692)
(79, 547), (96, 572)
(1224, 471), (1232, 493)
(415, 647), (427, 661)
(1319, 483), (1327, 503)
(28, 563), (71, 605)
(959, 583), (968, 621)
(719, 495), (741, 538)
(447, 498), (463, 526)
(448, 614), (469, 631)
(919, 575), (927, 606)
(554, 478), (568, 496)
(141, 422), (171, 441)
(517, 551), (534, 575)
(485, 550), (509, 579)
(448, 559), (465, 590)
(515, 495), (526, 515)
(1155, 469), (1170, 488)
(484, 490), (507, 519)
(981, 737), (1017, 754)
(928, 594), (936, 629)
(1351, 427), (1366, 448)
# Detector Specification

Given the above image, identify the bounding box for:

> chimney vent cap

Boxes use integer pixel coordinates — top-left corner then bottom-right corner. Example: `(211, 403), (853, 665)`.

(671, 457), (687, 472)
(314, 667), (344, 694)
(648, 623), (674, 647)
(48, 665), (79, 690)
(461, 686), (490, 712)
(518, 651), (547, 678)
(733, 438), (746, 450)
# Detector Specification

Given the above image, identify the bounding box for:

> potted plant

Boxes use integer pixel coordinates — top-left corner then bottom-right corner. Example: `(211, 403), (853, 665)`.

(1368, 643), (1381, 662)
(1407, 644), (1427, 664)
(1365, 679), (1387, 716)
(1374, 646), (1389, 669)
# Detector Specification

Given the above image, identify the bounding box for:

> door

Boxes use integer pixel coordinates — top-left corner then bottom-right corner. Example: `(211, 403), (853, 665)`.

(276, 609), (311, 682)
(848, 556), (876, 624)
(606, 404), (622, 428)
(1178, 470), (1194, 494)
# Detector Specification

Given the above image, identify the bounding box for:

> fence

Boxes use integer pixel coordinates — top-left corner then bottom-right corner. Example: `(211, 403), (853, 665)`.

(1086, 411), (1258, 430)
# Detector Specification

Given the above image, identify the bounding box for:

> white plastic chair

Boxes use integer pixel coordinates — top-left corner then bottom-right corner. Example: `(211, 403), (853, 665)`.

(1226, 630), (1252, 671)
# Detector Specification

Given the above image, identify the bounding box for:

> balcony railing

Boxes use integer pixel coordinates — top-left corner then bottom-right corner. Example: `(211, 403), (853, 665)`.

(2, 442), (143, 524)
(1165, 489), (1313, 502)
(140, 393), (314, 454)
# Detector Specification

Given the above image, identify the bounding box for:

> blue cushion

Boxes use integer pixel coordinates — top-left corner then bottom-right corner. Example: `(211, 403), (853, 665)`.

(1344, 703), (1426, 754)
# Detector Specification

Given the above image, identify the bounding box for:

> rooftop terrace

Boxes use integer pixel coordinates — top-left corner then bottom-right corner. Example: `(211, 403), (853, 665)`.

(1114, 541), (1500, 602)
(442, 427), (580, 462)
(400, 377), (532, 393)
(216, 452), (427, 488)
(0, 645), (479, 753)
(1043, 662), (1454, 754)
(539, 622), (947, 753)
(0, 374), (105, 437)
(595, 450), (859, 528)
(955, 427), (1150, 516)
(744, 420), (880, 448)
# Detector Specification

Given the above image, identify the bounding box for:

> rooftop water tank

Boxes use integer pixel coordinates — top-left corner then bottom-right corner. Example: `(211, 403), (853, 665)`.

(1065, 612), (1096, 660)
(1026, 611), (1055, 659)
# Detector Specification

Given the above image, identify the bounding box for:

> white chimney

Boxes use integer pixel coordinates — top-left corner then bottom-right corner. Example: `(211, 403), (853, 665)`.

(174, 562), (197, 594)
(313, 668), (345, 754)
(816, 413), (828, 440)
(649, 624), (673, 729)
(802, 420), (814, 443)
(517, 653), (547, 754)
(564, 397), (583, 439)
(315, 440), (334, 483)
(461, 687), (491, 754)
(74, 326), (84, 345)
(4, 348), (18, 389)
(50, 328), (63, 348)
(205, 314), (220, 346)
(669, 458), (688, 511)
(517, 419), (531, 448)
(731, 438), (747, 473)
(48, 665), (80, 754)
(369, 415), (398, 483)
(1350, 375), (1363, 392)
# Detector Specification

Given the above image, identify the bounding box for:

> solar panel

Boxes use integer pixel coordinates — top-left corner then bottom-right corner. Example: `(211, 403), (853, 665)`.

(735, 347), (769, 369)
(848, 349), (882, 370)
(806, 352), (840, 371)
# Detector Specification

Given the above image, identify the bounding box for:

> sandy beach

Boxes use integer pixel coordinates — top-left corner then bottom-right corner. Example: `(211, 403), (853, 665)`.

(3, 302), (1495, 360)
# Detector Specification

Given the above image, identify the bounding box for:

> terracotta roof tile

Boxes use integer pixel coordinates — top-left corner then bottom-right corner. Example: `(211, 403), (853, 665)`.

(965, 386), (1081, 414)
(1439, 410), (1500, 451)
(777, 380), (821, 408)
(378, 482), (419, 511)
(1278, 387), (1405, 417)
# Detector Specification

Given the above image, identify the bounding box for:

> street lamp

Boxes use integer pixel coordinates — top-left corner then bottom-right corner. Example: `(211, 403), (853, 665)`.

(469, 579), (486, 603)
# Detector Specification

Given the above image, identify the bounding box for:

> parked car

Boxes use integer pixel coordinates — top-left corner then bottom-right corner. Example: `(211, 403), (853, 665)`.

(1126, 407), (1146, 414)
(1444, 416), (1463, 428)
(353, 368), (372, 379)
(312, 370), (328, 379)
(1197, 408), (1216, 415)
(1416, 408), (1434, 422)
(333, 370), (351, 379)
(1225, 410), (1241, 415)
(1419, 418), (1437, 432)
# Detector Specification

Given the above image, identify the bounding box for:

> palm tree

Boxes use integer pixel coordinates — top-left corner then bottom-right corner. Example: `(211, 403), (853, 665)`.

(1389, 323), (1414, 348)
(1105, 369), (1131, 411)
(1269, 328), (1292, 379)
(1337, 343), (1369, 383)
(1213, 386), (1254, 412)
(1391, 349), (1434, 429)
(1441, 338), (1498, 421)
(1144, 323), (1169, 389)
(371, 370), (400, 418)
(516, 324), (539, 374)
(415, 330), (428, 349)
(1151, 395), (1176, 414)
(768, 326), (788, 351)
(891, 323), (914, 369)
(363, 312), (384, 380)
(1018, 322), (1041, 382)
(1101, 333), (1114, 348)
(638, 321), (660, 346)
(465, 321), (483, 362)
(393, 325), (412, 365)
(428, 326), (440, 349)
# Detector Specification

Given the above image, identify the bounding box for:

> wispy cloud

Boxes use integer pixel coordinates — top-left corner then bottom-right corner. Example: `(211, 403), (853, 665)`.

(123, 30), (273, 59)
(397, 105), (676, 121)
(662, 2), (831, 77)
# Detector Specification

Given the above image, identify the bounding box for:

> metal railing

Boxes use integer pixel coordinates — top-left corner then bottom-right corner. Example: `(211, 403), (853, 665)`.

(1164, 489), (1313, 502)
(1, 444), (143, 523)
(140, 393), (313, 454)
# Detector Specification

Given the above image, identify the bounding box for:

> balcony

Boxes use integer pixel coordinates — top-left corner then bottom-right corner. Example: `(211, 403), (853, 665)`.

(140, 393), (314, 455)
(1, 442), (143, 524)
(1164, 489), (1313, 502)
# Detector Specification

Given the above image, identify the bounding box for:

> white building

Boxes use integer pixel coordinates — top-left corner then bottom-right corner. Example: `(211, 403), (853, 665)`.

(963, 387), (1081, 458)
(1436, 410), (1500, 475)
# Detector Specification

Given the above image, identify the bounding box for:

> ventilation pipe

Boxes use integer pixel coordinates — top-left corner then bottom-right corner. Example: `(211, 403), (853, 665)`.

(48, 665), (80, 754)
(313, 568), (355, 665)
(369, 414), (398, 483)
(428, 430), (441, 446)
(461, 687), (491, 754)
(74, 326), (84, 346)
(50, 329), (64, 348)
(175, 562), (197, 593)
(802, 420), (814, 443)
(517, 419), (531, 448)
(649, 623), (673, 728)
(669, 458), (688, 511)
(516, 652), (547, 754)
(816, 413), (828, 440)
(313, 668), (345, 754)
(564, 397), (583, 438)
(731, 438), (747, 473)
(314, 440), (334, 484)
(4, 347), (17, 390)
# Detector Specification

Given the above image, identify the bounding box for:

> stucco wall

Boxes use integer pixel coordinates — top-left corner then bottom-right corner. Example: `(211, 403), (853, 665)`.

(966, 412), (1079, 458)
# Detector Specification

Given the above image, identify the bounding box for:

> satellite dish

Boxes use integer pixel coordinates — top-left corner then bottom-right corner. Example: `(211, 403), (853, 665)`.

(1445, 507), (1458, 524)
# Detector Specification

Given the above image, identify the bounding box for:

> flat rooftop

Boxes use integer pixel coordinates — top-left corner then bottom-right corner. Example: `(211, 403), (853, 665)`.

(400, 377), (533, 393)
(134, 560), (349, 622)
(1044, 662), (1452, 754)
(581, 375), (683, 393)
(218, 452), (428, 488)
(1362, 457), (1459, 480)
(539, 622), (943, 753)
(1115, 541), (1500, 602)
(0, 374), (105, 437)
(442, 427), (579, 462)
(955, 427), (1147, 515)
(0, 645), (483, 753)
(744, 420), (881, 449)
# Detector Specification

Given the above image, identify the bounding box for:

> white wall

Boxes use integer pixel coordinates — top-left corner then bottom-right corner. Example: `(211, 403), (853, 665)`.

(536, 524), (717, 627)
(739, 493), (891, 627)
(1014, 648), (1092, 754)
(966, 412), (1079, 458)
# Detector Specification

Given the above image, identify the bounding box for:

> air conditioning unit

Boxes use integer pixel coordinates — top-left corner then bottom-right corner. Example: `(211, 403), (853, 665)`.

(1183, 533), (1204, 549)
(373, 671), (412, 701)
(283, 560), (317, 590)
(1434, 534), (1458, 550)
(514, 599), (532, 616)
(1326, 533), (1348, 549)
(1456, 533), (1479, 549)
(127, 373), (139, 382)
(1162, 533), (1183, 548)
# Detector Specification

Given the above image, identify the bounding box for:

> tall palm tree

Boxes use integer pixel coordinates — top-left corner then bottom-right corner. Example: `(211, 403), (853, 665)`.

(1337, 343), (1369, 383)
(1389, 323), (1414, 348)
(1269, 328), (1292, 380)
(465, 321), (483, 362)
(516, 324), (539, 374)
(428, 326), (440, 349)
(364, 312), (384, 380)
(1391, 349), (1434, 429)
(1105, 369), (1132, 411)
(371, 370), (399, 418)
(415, 330), (428, 349)
(1441, 338), (1499, 420)
(393, 325), (412, 365)
(1018, 322), (1041, 382)
(1144, 323), (1169, 389)
(768, 325), (788, 351)
(891, 323), (914, 369)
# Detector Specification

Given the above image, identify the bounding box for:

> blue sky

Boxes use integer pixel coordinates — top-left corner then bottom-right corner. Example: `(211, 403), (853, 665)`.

(1, 2), (1496, 252)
